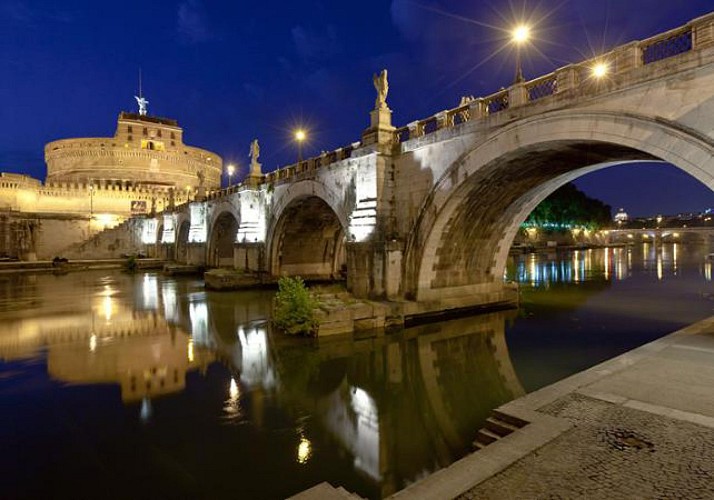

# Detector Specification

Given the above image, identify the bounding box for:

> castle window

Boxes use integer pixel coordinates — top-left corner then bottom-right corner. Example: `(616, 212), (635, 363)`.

(128, 135), (133, 141)
(170, 132), (175, 139)
(128, 125), (133, 133)
(140, 139), (165, 151)
(171, 141), (175, 146)
(157, 130), (162, 138)
(143, 127), (148, 136)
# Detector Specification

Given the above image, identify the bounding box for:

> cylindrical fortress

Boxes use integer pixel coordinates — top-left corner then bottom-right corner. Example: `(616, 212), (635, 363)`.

(45, 112), (222, 191)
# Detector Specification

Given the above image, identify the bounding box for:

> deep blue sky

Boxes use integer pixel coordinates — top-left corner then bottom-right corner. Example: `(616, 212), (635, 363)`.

(2, 0), (713, 217)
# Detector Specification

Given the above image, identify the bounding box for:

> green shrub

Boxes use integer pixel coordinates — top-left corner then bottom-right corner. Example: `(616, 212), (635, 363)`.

(124, 255), (138, 272)
(273, 276), (319, 336)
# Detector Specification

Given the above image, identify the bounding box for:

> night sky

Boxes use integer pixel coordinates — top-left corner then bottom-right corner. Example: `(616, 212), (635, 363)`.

(2, 0), (713, 217)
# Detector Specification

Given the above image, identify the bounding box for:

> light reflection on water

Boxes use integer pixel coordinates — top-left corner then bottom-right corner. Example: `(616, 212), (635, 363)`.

(510, 242), (712, 286)
(0, 242), (713, 499)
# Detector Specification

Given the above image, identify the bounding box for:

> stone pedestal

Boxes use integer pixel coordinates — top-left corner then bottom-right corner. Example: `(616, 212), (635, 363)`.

(362, 107), (396, 146)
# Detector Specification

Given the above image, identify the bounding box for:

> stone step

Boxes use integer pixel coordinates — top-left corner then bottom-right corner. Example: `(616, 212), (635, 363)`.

(472, 439), (485, 451)
(474, 428), (500, 446)
(483, 416), (520, 437)
(491, 409), (529, 429)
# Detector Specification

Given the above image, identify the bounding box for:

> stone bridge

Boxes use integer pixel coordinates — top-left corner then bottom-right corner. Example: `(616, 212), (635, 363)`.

(125, 13), (714, 318)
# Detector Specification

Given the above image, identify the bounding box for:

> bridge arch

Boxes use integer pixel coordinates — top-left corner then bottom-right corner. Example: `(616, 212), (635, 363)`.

(175, 217), (190, 264)
(406, 109), (714, 301)
(207, 206), (240, 268)
(268, 180), (348, 280)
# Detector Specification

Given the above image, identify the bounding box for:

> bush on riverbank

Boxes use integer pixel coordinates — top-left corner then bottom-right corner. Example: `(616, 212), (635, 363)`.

(273, 276), (319, 336)
(124, 255), (138, 272)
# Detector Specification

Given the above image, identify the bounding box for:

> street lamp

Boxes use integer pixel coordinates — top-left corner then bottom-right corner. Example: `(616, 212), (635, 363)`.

(294, 129), (307, 162)
(226, 164), (236, 187)
(591, 61), (609, 79)
(88, 182), (94, 234)
(512, 24), (531, 84)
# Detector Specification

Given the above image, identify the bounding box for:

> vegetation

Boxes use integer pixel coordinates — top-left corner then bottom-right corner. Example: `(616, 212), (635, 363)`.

(524, 183), (612, 230)
(273, 276), (319, 336)
(124, 255), (138, 272)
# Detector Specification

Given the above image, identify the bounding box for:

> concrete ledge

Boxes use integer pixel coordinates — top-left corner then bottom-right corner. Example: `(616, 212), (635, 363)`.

(387, 315), (714, 499)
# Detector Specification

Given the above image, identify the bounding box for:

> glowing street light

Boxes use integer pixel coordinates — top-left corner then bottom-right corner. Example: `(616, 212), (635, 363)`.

(294, 129), (307, 162)
(512, 24), (531, 84)
(226, 163), (236, 187)
(591, 61), (609, 79)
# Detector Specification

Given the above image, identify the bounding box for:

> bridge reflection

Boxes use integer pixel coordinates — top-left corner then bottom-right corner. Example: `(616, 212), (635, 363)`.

(0, 271), (524, 496)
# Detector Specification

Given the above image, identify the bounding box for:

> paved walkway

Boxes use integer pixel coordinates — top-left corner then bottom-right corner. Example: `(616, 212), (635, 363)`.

(390, 316), (714, 500)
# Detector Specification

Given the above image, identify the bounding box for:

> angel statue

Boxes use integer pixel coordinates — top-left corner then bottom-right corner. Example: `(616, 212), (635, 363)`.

(249, 139), (260, 163)
(135, 95), (149, 116)
(373, 69), (389, 109)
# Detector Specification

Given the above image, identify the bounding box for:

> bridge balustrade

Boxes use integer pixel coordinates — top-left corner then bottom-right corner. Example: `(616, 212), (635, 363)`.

(391, 13), (714, 148)
(421, 116), (439, 135)
(394, 127), (410, 144)
(526, 75), (558, 101)
(447, 104), (471, 126)
(642, 27), (693, 64)
(484, 91), (509, 115)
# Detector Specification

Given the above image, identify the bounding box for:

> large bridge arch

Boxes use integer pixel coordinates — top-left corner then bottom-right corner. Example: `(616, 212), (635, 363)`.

(406, 109), (714, 301)
(268, 180), (349, 280)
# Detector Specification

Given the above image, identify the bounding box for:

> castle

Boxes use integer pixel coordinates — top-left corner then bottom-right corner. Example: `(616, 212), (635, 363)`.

(0, 102), (222, 260)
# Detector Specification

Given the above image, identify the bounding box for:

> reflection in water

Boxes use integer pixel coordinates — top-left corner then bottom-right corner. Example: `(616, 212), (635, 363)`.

(0, 271), (524, 499)
(223, 377), (242, 421)
(510, 242), (712, 286)
(297, 435), (312, 464)
(237, 325), (275, 388)
(2, 242), (713, 499)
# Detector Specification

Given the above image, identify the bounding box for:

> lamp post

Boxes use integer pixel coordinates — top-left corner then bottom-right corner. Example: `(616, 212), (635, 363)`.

(294, 129), (306, 162)
(88, 183), (94, 234)
(512, 24), (530, 84)
(226, 164), (236, 187)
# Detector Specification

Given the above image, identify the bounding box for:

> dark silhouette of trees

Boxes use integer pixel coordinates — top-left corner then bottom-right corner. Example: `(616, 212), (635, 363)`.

(525, 183), (611, 230)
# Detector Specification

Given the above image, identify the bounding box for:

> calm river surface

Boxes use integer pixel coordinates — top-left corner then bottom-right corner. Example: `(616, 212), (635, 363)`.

(2, 242), (713, 499)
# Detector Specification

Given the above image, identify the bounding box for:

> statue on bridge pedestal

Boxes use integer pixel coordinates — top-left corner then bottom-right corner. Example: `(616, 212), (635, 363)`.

(249, 139), (262, 177)
(373, 69), (389, 109)
(365, 69), (395, 142)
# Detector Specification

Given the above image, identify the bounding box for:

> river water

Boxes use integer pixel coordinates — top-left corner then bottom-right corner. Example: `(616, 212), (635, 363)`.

(1, 242), (713, 499)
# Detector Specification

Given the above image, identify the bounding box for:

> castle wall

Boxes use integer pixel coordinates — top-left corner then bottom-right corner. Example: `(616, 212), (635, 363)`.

(45, 113), (222, 189)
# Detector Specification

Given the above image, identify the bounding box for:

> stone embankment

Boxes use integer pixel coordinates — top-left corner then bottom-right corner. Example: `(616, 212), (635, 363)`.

(391, 316), (714, 499)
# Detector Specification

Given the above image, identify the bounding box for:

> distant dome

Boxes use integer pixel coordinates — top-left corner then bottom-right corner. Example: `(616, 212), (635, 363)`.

(614, 208), (629, 222)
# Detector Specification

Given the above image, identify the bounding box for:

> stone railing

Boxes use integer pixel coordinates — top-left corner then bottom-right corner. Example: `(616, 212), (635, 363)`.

(199, 11), (714, 193)
(263, 142), (358, 184)
(393, 11), (714, 144)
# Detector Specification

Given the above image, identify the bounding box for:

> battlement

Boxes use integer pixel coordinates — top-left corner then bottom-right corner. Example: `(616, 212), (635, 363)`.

(118, 112), (179, 127)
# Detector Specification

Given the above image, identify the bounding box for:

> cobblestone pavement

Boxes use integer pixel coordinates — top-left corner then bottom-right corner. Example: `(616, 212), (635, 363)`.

(460, 393), (714, 500)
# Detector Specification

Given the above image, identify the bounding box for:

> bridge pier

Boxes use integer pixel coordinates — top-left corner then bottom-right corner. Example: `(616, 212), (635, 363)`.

(185, 243), (206, 266)
(234, 242), (265, 272)
(346, 240), (403, 301)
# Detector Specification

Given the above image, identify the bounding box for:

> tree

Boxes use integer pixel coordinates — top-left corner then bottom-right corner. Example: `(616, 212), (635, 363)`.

(525, 183), (611, 230)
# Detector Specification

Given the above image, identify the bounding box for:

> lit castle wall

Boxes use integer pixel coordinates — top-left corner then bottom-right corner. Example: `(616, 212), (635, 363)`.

(0, 108), (223, 259)
(45, 112), (222, 191)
